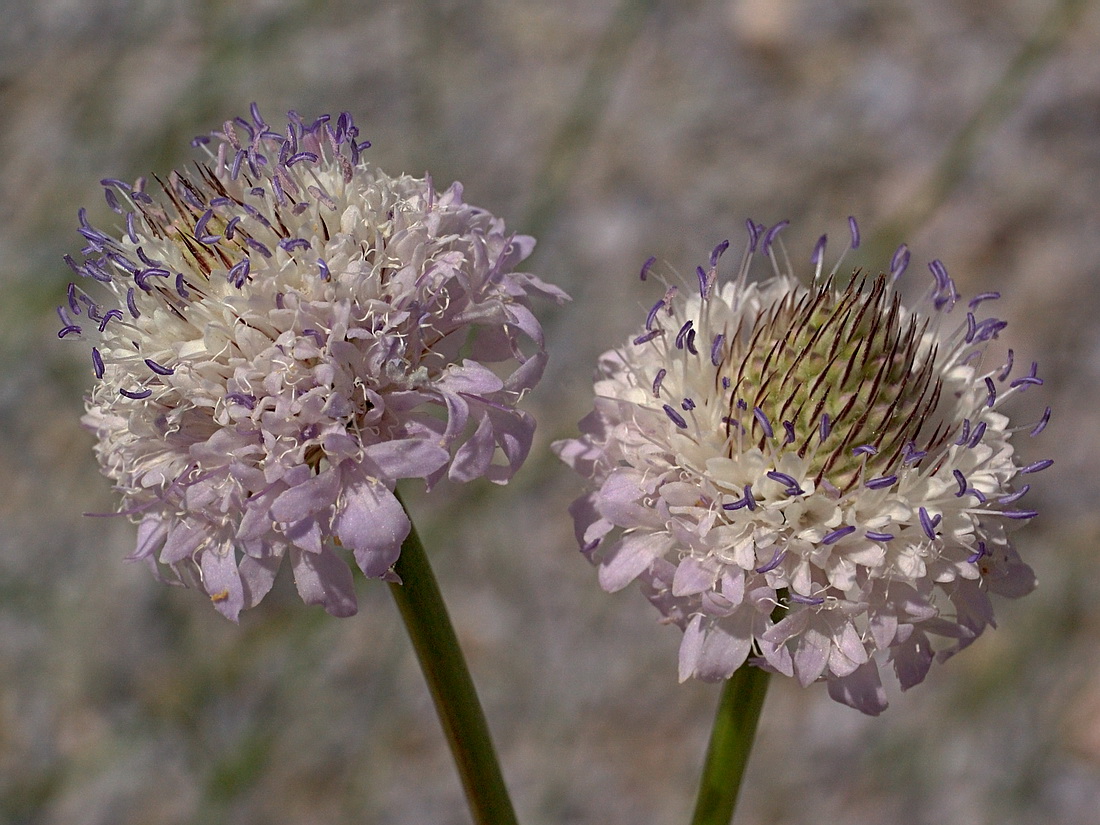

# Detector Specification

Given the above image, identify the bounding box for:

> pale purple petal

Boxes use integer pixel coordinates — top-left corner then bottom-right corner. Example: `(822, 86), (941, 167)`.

(362, 438), (450, 480)
(201, 548), (245, 622)
(290, 546), (358, 617)
(334, 469), (410, 577)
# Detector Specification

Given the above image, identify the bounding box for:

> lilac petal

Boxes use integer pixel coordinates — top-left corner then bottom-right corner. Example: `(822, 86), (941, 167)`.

(792, 625), (830, 687)
(567, 493), (613, 555)
(201, 548), (245, 622)
(826, 661), (887, 715)
(694, 624), (752, 681)
(598, 531), (671, 592)
(363, 438), (450, 480)
(679, 614), (706, 682)
(892, 632), (934, 690)
(596, 470), (653, 527)
(333, 469), (410, 577)
(129, 515), (168, 561)
(271, 469), (339, 523)
(672, 555), (715, 597)
(482, 407), (534, 484)
(290, 546), (358, 617)
(828, 621), (869, 676)
(504, 350), (548, 394)
(449, 413), (496, 482)
(161, 520), (207, 564)
(437, 360), (505, 395)
(239, 552), (282, 608)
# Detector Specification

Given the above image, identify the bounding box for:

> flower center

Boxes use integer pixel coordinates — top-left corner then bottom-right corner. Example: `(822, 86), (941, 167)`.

(719, 273), (949, 489)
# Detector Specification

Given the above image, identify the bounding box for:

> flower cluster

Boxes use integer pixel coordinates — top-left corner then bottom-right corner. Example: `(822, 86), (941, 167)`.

(60, 106), (567, 620)
(554, 219), (1049, 714)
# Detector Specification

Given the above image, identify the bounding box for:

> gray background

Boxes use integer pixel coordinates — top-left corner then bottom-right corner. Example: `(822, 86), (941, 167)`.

(1, 0), (1098, 823)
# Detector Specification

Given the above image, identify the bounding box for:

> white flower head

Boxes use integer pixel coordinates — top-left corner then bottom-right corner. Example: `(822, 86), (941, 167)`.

(60, 106), (568, 620)
(554, 218), (1049, 714)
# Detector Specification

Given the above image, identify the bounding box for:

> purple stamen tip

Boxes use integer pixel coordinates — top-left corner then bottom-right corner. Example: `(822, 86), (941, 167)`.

(681, 397), (696, 412)
(633, 329), (660, 346)
(710, 240), (729, 267)
(710, 333), (725, 366)
(789, 593), (826, 606)
(752, 407), (774, 439)
(864, 475), (897, 490)
(811, 234), (827, 266)
(1030, 407), (1051, 437)
(918, 506), (938, 540)
(663, 404), (688, 429)
(851, 445), (877, 456)
(890, 244), (910, 279)
(92, 347), (105, 379)
(865, 531), (894, 542)
(761, 220), (789, 255)
(119, 387), (153, 400)
(743, 484), (757, 511)
(652, 368), (667, 397)
(1001, 509), (1038, 520)
(819, 413), (832, 441)
(985, 376), (997, 408)
(675, 320), (693, 350)
(755, 547), (785, 574)
(645, 299), (664, 330)
(953, 469), (968, 496)
(1020, 459), (1053, 474)
(144, 358), (175, 376)
(782, 421), (795, 445)
(822, 525), (857, 545)
(745, 219), (761, 252)
(639, 255), (656, 281)
(847, 216), (860, 249)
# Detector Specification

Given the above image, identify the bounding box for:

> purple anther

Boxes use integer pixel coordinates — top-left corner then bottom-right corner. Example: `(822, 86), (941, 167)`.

(1030, 407), (1051, 437)
(851, 445), (877, 456)
(811, 234), (827, 267)
(119, 387), (153, 400)
(675, 320), (693, 349)
(97, 309), (123, 332)
(126, 288), (140, 318)
(696, 265), (708, 297)
(968, 291), (1000, 309)
(652, 368), (667, 397)
(722, 493), (750, 511)
(103, 187), (121, 213)
(227, 259), (251, 288)
(998, 349), (1015, 382)
(663, 404), (688, 429)
(745, 219), (761, 252)
(743, 484), (757, 510)
(918, 506), (938, 540)
(736, 398), (748, 410)
(58, 324), (81, 338)
(286, 151), (319, 167)
(125, 212), (138, 243)
(955, 419), (971, 446)
(63, 254), (81, 275)
(755, 547), (785, 573)
(767, 471), (803, 495)
(271, 174), (287, 206)
(953, 469), (968, 496)
(973, 318), (1008, 341)
(903, 444), (926, 464)
(710, 239), (729, 266)
(864, 475), (897, 490)
(245, 238), (272, 257)
(302, 329), (326, 347)
(997, 485), (1030, 505)
(633, 329), (660, 345)
(134, 268), (171, 291)
(218, 216), (239, 242)
(66, 283), (81, 314)
(705, 334), (723, 367)
(761, 220), (790, 255)
(144, 358), (175, 376)
(275, 292), (285, 310)
(1000, 509), (1038, 520)
(790, 593), (826, 606)
(819, 413), (832, 441)
(317, 258), (330, 281)
(225, 392), (257, 409)
(722, 376), (731, 389)
(753, 407), (774, 439)
(194, 209), (214, 238)
(928, 259), (950, 290)
(230, 148), (246, 180)
(823, 525), (857, 545)
(175, 272), (189, 299)
(107, 253), (138, 274)
(682, 397), (696, 412)
(865, 530), (895, 542)
(1010, 373), (1043, 390)
(847, 216), (860, 249)
(685, 328), (697, 355)
(890, 244), (910, 279)
(92, 348), (105, 378)
(645, 299), (664, 331)
(967, 421), (987, 448)
(965, 312), (977, 343)
(985, 376), (996, 408)
(782, 421), (795, 445)
(1020, 459), (1053, 474)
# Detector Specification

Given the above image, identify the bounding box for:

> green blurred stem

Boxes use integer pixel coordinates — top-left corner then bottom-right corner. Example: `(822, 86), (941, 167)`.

(690, 665), (771, 825)
(388, 512), (519, 825)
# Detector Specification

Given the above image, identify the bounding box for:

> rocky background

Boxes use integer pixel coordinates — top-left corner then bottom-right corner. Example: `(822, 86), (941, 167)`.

(2, 0), (1098, 823)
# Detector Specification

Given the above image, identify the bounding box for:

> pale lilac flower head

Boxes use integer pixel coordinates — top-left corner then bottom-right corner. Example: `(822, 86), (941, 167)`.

(60, 107), (568, 621)
(554, 219), (1049, 714)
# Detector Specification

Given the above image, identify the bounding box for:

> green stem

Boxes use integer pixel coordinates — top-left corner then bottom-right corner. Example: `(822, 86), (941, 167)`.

(388, 510), (519, 825)
(690, 665), (771, 825)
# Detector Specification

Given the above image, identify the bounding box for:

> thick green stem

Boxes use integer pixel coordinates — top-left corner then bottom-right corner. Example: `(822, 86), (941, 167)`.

(388, 513), (519, 825)
(690, 665), (771, 825)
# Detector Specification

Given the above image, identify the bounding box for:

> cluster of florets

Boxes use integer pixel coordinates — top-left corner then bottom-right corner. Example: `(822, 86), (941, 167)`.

(60, 106), (567, 620)
(554, 218), (1049, 713)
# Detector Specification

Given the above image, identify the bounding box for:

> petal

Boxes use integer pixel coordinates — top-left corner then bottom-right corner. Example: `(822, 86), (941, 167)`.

(333, 469), (410, 577)
(694, 624), (752, 681)
(201, 548), (245, 622)
(597, 531), (671, 592)
(826, 661), (888, 715)
(239, 552), (282, 608)
(271, 469), (340, 523)
(290, 546), (358, 617)
(672, 556), (715, 597)
(679, 614), (706, 682)
(449, 413), (495, 483)
(363, 437), (450, 480)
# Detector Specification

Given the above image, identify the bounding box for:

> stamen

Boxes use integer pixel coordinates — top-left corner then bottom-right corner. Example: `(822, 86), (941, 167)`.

(675, 320), (693, 349)
(663, 404), (688, 429)
(710, 333), (724, 366)
(997, 349), (1014, 382)
(652, 368), (667, 397)
(144, 358), (175, 376)
(752, 407), (773, 439)
(681, 398), (696, 411)
(865, 530), (894, 542)
(997, 485), (1030, 505)
(710, 240), (729, 267)
(890, 244), (910, 279)
(782, 421), (795, 445)
(847, 216), (860, 249)
(1019, 459), (1053, 474)
(822, 525), (856, 545)
(985, 376), (996, 407)
(761, 220), (789, 255)
(789, 593), (825, 605)
(92, 347), (104, 378)
(918, 507), (939, 540)
(119, 387), (153, 400)
(864, 475), (897, 490)
(645, 299), (664, 330)
(1030, 407), (1051, 436)
(755, 547), (784, 573)
(633, 329), (660, 345)
(953, 469), (968, 496)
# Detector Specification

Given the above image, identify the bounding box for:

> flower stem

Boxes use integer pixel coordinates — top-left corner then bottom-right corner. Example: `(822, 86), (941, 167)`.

(690, 665), (771, 825)
(387, 510), (520, 825)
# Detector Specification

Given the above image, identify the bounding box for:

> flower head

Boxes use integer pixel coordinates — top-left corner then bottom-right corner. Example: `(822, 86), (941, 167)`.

(554, 218), (1049, 714)
(60, 106), (567, 621)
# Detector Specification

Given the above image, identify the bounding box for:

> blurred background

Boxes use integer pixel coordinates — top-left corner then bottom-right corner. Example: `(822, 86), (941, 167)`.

(2, 0), (1098, 822)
